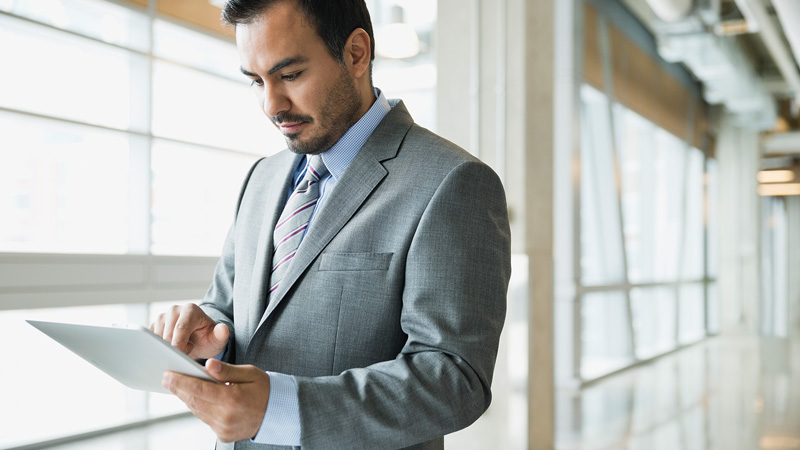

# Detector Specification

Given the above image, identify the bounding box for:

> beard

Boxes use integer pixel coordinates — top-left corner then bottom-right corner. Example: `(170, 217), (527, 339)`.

(273, 67), (363, 155)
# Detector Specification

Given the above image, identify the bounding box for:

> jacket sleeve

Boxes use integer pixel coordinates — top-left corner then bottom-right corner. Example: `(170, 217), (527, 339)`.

(295, 160), (511, 450)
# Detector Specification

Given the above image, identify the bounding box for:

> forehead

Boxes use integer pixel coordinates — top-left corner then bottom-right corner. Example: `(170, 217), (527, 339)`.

(235, 2), (328, 70)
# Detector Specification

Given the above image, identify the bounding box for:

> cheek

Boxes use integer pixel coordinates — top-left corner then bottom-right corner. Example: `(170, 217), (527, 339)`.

(293, 79), (328, 115)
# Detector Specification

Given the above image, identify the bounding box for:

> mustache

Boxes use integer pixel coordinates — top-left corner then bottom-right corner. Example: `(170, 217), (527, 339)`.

(271, 113), (314, 125)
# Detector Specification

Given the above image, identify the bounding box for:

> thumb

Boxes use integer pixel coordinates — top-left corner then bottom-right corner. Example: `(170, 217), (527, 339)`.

(212, 322), (230, 345)
(205, 359), (259, 383)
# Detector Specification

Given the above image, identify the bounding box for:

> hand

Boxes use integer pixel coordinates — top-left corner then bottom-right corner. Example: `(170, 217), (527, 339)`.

(163, 359), (271, 443)
(149, 303), (229, 359)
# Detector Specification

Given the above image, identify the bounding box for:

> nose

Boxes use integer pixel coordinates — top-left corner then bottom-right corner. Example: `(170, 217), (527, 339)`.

(261, 83), (290, 118)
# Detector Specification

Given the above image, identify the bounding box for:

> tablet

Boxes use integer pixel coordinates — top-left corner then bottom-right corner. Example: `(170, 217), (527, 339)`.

(27, 320), (219, 394)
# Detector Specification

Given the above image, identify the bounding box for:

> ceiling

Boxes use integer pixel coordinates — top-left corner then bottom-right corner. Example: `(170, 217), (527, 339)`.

(619, 0), (800, 144)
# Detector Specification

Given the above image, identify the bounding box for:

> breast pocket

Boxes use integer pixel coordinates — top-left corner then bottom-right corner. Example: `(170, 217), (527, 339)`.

(318, 252), (393, 271)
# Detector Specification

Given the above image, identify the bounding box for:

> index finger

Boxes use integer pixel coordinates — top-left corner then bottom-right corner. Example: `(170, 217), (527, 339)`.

(171, 310), (202, 353)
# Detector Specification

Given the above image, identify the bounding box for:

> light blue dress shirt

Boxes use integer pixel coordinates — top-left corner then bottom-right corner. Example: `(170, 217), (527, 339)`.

(252, 88), (392, 446)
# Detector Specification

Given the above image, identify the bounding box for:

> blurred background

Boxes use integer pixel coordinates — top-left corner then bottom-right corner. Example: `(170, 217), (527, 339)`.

(0, 0), (798, 449)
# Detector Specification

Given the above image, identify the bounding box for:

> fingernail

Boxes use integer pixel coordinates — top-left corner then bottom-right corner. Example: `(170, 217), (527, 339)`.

(162, 373), (171, 388)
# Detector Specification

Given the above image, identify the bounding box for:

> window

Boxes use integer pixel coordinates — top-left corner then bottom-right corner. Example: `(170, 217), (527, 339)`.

(576, 84), (715, 380)
(0, 0), (438, 446)
(0, 112), (130, 253)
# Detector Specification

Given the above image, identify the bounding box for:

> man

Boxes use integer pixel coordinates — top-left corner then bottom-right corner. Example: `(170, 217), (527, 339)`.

(150, 0), (511, 449)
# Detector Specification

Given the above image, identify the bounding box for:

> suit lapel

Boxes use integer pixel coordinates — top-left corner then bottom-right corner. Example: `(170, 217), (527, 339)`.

(256, 101), (415, 329)
(245, 151), (302, 341)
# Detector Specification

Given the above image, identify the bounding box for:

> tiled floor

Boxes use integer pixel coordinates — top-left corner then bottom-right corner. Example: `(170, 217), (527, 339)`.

(28, 334), (800, 450)
(553, 334), (800, 450)
(445, 333), (800, 450)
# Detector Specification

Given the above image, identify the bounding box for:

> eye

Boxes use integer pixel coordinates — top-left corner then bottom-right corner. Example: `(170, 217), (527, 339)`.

(281, 71), (302, 82)
(250, 78), (264, 87)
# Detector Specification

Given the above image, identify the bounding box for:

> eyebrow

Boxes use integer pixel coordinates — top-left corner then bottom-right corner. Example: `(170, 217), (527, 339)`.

(240, 56), (309, 78)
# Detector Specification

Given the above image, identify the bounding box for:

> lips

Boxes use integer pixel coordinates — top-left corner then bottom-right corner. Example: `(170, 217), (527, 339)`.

(278, 122), (306, 134)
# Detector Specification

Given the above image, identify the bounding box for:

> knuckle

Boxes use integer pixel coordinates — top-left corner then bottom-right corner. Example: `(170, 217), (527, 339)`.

(190, 382), (204, 399)
(184, 396), (197, 412)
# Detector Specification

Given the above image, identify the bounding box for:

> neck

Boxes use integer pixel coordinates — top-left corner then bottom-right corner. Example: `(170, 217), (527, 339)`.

(355, 80), (377, 119)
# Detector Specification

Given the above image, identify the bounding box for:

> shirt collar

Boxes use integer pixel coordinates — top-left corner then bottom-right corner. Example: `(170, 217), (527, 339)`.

(307, 88), (391, 180)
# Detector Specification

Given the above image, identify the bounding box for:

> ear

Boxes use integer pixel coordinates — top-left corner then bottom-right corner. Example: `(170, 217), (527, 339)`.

(345, 28), (372, 80)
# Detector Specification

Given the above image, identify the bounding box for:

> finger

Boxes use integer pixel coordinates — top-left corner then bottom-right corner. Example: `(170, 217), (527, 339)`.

(165, 375), (226, 428)
(163, 306), (182, 345)
(212, 322), (230, 347)
(171, 308), (201, 353)
(205, 359), (259, 383)
(151, 316), (165, 338)
(163, 371), (221, 403)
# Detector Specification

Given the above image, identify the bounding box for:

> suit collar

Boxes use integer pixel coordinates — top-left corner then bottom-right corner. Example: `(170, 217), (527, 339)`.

(256, 101), (415, 327)
(246, 150), (303, 340)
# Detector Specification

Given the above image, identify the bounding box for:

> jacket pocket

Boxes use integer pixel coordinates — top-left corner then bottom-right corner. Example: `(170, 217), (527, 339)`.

(318, 252), (393, 271)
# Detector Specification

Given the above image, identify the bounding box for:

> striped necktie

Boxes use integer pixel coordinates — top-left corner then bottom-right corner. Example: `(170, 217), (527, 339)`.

(269, 155), (328, 301)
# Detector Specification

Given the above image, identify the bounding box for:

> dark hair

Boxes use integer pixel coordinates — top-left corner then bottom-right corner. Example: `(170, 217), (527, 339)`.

(222, 0), (375, 66)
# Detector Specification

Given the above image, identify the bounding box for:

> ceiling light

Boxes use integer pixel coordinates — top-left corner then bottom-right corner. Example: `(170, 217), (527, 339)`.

(375, 5), (420, 59)
(757, 183), (800, 196)
(756, 169), (795, 183)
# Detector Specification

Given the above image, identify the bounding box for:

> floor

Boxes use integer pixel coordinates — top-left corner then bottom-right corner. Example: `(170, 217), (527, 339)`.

(446, 333), (800, 450)
(27, 334), (800, 450)
(552, 335), (800, 450)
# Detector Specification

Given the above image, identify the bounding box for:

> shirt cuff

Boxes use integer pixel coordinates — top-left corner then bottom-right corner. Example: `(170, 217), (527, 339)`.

(251, 372), (301, 446)
(212, 347), (226, 360)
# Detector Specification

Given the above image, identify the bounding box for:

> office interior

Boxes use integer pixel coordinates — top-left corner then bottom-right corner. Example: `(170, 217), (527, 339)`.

(0, 0), (798, 449)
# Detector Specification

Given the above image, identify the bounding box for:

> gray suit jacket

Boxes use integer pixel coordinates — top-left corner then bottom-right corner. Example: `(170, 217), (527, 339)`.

(200, 101), (511, 450)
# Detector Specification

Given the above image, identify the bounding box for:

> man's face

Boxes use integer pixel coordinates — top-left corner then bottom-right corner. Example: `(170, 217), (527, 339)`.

(236, 1), (363, 155)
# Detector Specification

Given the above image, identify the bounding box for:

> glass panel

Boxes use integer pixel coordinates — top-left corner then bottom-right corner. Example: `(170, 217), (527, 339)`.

(678, 283), (705, 344)
(0, 306), (153, 448)
(0, 111), (129, 253)
(631, 286), (677, 359)
(617, 107), (686, 284)
(681, 148), (705, 280)
(707, 282), (719, 334)
(371, 0), (437, 131)
(151, 140), (260, 256)
(0, 14), (138, 129)
(581, 291), (633, 379)
(579, 85), (626, 285)
(577, 382), (634, 447)
(707, 159), (719, 278)
(152, 61), (283, 156)
(153, 19), (241, 81)
(374, 60), (437, 131)
(0, 0), (149, 51)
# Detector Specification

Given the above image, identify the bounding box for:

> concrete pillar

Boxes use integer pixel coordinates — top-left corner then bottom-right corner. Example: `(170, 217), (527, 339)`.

(716, 114), (762, 334)
(787, 196), (800, 336)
